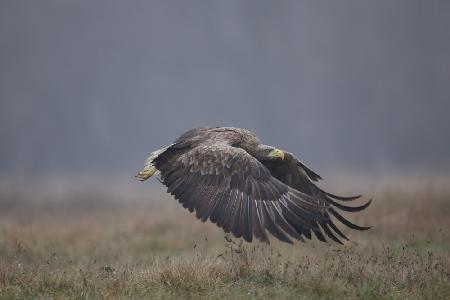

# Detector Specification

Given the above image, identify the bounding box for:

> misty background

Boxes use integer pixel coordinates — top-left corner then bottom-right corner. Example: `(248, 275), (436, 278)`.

(1, 0), (450, 183)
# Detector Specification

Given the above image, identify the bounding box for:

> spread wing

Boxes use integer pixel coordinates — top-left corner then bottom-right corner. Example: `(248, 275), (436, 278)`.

(154, 142), (370, 244)
(262, 151), (371, 242)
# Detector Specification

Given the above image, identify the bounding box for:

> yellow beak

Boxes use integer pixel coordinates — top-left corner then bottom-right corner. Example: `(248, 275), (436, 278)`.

(269, 148), (285, 160)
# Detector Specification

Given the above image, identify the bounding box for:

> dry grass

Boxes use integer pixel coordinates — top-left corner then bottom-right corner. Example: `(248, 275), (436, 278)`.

(0, 178), (449, 299)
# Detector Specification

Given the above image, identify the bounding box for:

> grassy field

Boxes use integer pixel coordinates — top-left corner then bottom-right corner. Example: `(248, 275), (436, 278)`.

(0, 177), (449, 299)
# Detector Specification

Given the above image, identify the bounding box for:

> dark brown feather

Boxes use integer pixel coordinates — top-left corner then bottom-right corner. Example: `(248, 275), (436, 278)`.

(149, 127), (370, 244)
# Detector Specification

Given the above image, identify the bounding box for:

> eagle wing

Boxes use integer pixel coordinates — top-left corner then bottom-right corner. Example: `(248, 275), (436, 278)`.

(262, 151), (371, 241)
(154, 142), (370, 244)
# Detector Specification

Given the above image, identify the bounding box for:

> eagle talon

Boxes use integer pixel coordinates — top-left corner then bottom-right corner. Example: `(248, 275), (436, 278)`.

(135, 167), (157, 181)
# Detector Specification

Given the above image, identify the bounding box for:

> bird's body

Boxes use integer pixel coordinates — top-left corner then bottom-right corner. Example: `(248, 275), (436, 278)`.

(136, 127), (370, 244)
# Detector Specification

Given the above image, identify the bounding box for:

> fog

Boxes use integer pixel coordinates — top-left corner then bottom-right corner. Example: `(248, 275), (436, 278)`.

(1, 0), (450, 178)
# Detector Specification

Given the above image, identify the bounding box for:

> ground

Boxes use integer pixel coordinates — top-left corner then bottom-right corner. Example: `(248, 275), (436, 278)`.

(0, 177), (449, 299)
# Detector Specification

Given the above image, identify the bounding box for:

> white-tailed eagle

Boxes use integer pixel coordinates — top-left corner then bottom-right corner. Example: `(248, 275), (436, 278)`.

(136, 127), (371, 244)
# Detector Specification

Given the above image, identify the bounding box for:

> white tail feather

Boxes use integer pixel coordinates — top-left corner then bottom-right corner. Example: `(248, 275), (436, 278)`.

(143, 143), (174, 171)
(136, 144), (174, 181)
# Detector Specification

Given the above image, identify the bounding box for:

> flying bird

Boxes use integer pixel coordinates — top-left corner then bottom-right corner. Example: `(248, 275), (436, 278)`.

(136, 127), (371, 244)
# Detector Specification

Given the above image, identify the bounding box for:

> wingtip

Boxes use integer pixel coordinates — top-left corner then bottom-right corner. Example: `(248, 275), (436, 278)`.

(325, 191), (362, 201)
(326, 197), (372, 212)
(329, 208), (372, 231)
(359, 225), (373, 231)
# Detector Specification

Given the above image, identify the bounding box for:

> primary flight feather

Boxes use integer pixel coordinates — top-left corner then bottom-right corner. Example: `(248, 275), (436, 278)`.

(136, 127), (371, 244)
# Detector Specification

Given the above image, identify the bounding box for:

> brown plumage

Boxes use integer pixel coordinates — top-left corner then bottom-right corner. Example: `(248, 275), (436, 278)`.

(136, 127), (371, 244)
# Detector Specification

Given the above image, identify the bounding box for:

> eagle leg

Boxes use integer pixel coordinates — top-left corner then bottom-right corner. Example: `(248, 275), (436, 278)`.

(135, 166), (157, 182)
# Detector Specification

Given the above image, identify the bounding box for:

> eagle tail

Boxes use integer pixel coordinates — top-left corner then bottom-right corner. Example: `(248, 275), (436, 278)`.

(135, 144), (173, 181)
